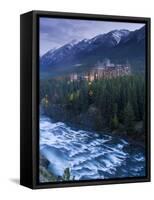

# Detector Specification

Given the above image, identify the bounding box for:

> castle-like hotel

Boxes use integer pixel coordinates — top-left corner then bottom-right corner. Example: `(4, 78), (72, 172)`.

(70, 59), (131, 82)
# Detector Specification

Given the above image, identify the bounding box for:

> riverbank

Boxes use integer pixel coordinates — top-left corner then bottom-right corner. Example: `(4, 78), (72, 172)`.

(42, 105), (145, 146)
(40, 153), (72, 182)
(39, 154), (57, 182)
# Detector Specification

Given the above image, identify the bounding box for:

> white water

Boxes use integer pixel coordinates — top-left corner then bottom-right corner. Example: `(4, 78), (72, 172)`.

(40, 116), (145, 181)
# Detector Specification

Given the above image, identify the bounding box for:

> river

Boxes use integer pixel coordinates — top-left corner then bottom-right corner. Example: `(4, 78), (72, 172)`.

(40, 116), (146, 181)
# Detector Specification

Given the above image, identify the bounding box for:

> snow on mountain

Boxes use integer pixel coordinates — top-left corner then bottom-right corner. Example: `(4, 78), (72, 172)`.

(84, 29), (130, 50)
(110, 29), (130, 44)
(40, 26), (145, 70)
(41, 29), (130, 61)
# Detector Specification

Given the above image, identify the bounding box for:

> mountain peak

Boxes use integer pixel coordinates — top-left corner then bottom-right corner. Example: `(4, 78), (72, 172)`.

(40, 26), (145, 73)
(109, 29), (130, 44)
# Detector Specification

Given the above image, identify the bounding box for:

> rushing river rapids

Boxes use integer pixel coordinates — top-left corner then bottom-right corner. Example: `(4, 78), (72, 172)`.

(40, 116), (146, 182)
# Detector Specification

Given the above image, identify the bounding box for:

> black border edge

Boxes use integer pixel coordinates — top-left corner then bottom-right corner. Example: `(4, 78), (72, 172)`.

(31, 10), (150, 21)
(146, 17), (151, 182)
(20, 11), (33, 188)
(28, 10), (150, 189)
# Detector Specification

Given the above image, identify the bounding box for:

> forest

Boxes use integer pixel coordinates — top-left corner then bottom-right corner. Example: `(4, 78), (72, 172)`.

(40, 74), (145, 141)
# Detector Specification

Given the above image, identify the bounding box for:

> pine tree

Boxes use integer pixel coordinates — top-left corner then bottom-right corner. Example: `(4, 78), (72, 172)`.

(124, 102), (135, 135)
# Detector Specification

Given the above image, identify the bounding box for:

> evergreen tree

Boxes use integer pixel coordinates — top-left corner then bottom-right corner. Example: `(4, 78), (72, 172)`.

(40, 74), (145, 139)
(123, 102), (135, 135)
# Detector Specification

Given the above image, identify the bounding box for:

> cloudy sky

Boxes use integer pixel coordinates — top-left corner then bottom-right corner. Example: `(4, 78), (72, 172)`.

(40, 17), (145, 56)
